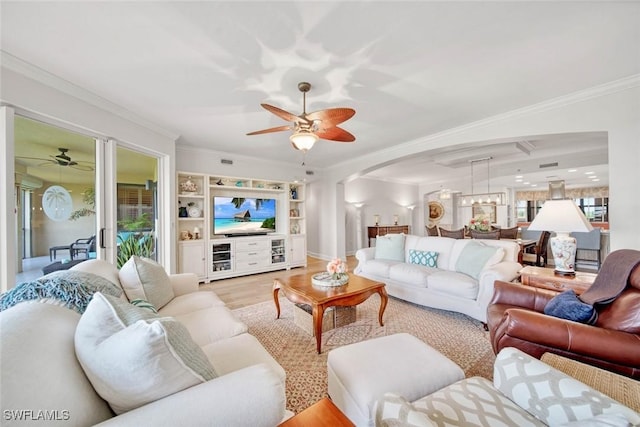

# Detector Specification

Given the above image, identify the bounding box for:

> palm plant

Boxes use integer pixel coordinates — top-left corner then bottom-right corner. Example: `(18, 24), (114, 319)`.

(116, 213), (154, 268)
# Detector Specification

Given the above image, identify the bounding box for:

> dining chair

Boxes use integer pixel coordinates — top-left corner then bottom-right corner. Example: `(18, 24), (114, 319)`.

(470, 230), (501, 240)
(438, 227), (465, 239)
(425, 225), (439, 236)
(499, 226), (518, 239)
(522, 230), (551, 267)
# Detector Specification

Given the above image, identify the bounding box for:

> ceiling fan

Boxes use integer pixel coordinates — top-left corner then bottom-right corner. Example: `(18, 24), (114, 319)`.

(247, 82), (356, 153)
(18, 147), (95, 172)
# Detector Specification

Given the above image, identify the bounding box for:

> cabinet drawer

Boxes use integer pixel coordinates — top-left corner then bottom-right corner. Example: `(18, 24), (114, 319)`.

(235, 240), (269, 252)
(235, 249), (269, 263)
(236, 258), (270, 270)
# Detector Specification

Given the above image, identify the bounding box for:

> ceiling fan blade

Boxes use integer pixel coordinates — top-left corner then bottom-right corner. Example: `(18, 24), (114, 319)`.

(246, 125), (292, 136)
(260, 104), (310, 124)
(71, 164), (94, 172)
(315, 126), (356, 142)
(306, 108), (356, 127)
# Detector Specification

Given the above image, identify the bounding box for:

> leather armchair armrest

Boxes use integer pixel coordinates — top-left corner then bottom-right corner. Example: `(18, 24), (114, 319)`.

(490, 280), (557, 312)
(501, 308), (640, 367)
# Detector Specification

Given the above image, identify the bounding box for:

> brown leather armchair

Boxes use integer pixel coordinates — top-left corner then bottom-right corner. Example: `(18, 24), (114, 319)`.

(487, 265), (640, 379)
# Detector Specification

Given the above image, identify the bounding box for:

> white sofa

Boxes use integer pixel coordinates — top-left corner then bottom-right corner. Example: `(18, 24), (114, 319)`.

(354, 235), (522, 323)
(0, 259), (288, 427)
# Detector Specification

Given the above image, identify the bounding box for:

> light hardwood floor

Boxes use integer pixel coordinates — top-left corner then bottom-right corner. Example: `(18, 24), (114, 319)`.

(201, 256), (358, 310)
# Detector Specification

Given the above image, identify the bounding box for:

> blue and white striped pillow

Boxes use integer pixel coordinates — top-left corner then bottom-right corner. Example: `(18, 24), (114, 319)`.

(408, 249), (438, 268)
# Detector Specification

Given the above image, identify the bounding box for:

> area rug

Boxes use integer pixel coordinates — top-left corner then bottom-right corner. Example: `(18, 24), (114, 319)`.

(232, 294), (495, 415)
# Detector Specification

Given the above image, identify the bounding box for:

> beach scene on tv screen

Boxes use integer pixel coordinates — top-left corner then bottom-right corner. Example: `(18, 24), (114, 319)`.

(214, 197), (276, 234)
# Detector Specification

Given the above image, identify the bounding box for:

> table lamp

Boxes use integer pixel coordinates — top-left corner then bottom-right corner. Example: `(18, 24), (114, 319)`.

(527, 199), (593, 275)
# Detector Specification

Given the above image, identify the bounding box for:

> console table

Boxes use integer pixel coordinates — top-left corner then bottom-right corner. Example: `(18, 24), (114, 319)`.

(367, 225), (410, 247)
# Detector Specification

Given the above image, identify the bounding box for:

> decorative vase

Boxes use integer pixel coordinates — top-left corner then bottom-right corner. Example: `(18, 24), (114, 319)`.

(178, 206), (188, 218)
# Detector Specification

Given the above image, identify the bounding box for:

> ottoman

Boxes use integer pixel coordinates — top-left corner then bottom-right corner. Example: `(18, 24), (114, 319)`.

(327, 333), (465, 427)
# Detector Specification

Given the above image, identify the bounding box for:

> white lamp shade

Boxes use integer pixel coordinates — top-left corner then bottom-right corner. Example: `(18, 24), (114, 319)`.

(290, 132), (318, 151)
(527, 200), (593, 233)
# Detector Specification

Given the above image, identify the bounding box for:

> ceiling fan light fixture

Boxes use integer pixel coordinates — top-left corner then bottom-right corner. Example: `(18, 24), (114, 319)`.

(290, 131), (318, 152)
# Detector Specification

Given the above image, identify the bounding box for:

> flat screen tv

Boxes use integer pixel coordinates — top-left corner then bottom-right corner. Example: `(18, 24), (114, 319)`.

(213, 196), (276, 236)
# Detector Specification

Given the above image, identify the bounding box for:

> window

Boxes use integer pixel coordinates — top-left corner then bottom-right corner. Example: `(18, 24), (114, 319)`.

(117, 184), (154, 231)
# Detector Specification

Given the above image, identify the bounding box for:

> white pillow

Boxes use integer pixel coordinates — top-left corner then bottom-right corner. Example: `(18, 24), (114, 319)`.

(119, 256), (174, 309)
(75, 293), (216, 414)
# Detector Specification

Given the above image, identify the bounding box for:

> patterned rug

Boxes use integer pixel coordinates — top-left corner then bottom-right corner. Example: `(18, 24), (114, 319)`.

(232, 295), (495, 415)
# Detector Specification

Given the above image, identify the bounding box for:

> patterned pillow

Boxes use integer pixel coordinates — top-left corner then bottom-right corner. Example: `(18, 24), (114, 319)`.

(494, 347), (640, 426)
(118, 256), (174, 309)
(75, 292), (216, 414)
(130, 298), (158, 314)
(408, 249), (438, 268)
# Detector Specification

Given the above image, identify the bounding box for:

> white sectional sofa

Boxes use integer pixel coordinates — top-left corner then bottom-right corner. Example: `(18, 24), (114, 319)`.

(354, 235), (522, 323)
(0, 259), (288, 427)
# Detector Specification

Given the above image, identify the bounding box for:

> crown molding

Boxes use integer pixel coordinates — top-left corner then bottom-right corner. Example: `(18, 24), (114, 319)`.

(1, 50), (180, 141)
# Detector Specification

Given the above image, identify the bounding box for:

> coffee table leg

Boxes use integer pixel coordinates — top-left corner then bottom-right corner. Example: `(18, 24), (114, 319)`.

(377, 288), (388, 326)
(312, 304), (325, 354)
(273, 283), (281, 319)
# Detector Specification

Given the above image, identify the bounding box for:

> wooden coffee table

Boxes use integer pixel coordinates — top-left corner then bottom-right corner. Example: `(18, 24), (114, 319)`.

(273, 272), (388, 354)
(278, 398), (354, 426)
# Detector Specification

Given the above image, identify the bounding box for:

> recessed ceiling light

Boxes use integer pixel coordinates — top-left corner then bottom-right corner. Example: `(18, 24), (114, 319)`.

(515, 175), (523, 179)
(515, 179), (523, 182)
(585, 171), (595, 175)
(592, 178), (600, 182)
(590, 176), (597, 179)
(523, 181), (530, 185)
(568, 169), (577, 173)
(531, 184), (537, 187)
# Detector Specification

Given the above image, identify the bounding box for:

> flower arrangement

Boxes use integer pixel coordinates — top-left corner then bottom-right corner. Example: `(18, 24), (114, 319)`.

(327, 258), (349, 281)
(469, 214), (491, 231)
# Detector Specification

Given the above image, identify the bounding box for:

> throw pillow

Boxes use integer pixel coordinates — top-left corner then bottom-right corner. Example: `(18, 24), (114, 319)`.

(119, 256), (174, 309)
(454, 241), (500, 280)
(375, 393), (436, 427)
(558, 414), (632, 427)
(408, 249), (438, 268)
(75, 292), (216, 414)
(0, 270), (122, 314)
(375, 234), (405, 262)
(544, 290), (598, 324)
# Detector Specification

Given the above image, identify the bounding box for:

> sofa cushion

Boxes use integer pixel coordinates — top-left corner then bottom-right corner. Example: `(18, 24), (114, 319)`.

(75, 292), (216, 414)
(375, 233), (405, 261)
(172, 306), (248, 346)
(359, 259), (402, 278)
(389, 264), (431, 288)
(71, 259), (123, 292)
(454, 241), (502, 279)
(159, 291), (226, 317)
(119, 256), (175, 309)
(408, 249), (438, 268)
(494, 347), (640, 426)
(427, 271), (479, 300)
(1, 302), (114, 426)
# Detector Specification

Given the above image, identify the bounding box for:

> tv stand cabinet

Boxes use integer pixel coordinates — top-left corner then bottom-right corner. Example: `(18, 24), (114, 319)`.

(177, 171), (307, 281)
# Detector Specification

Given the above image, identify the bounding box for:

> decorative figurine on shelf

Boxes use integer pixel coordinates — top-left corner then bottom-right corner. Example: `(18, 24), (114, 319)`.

(193, 226), (200, 240)
(180, 176), (198, 194)
(178, 201), (188, 218)
(290, 186), (298, 200)
(216, 179), (224, 185)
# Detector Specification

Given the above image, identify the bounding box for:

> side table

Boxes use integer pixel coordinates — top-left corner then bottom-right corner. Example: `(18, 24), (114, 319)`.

(519, 265), (596, 294)
(279, 398), (354, 427)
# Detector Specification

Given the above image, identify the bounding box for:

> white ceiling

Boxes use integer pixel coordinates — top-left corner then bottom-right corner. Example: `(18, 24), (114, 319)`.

(3, 1), (639, 189)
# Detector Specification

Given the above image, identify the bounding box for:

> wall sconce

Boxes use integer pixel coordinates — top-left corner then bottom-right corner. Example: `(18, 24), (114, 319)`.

(374, 214), (380, 226)
(393, 214), (399, 225)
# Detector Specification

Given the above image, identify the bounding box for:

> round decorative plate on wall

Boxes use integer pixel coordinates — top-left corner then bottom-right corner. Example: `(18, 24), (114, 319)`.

(42, 185), (73, 221)
(428, 201), (445, 223)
